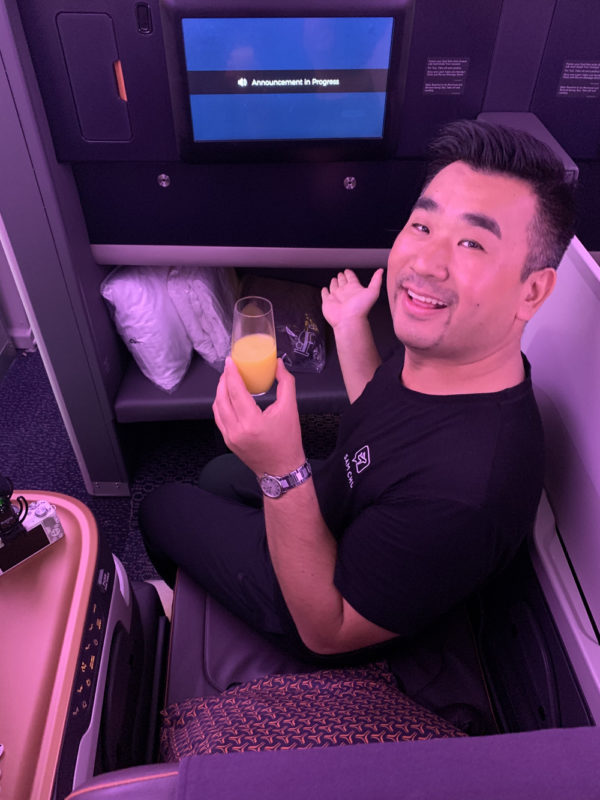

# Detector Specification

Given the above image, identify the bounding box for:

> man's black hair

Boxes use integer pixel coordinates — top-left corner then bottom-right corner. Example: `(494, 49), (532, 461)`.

(425, 120), (577, 278)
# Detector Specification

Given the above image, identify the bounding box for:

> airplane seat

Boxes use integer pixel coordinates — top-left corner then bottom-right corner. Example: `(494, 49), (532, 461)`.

(60, 241), (600, 800)
(149, 111), (597, 755)
(145, 237), (600, 771)
(10, 224), (597, 800)
(160, 236), (600, 735)
(33, 233), (594, 800)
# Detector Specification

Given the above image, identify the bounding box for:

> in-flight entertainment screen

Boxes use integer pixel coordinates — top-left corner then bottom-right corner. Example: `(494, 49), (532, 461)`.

(180, 17), (394, 143)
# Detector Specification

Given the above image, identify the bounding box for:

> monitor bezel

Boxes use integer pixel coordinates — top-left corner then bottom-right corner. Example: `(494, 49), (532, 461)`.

(159, 0), (413, 163)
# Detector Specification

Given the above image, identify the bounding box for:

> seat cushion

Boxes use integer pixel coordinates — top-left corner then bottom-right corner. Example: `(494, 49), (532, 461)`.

(165, 571), (311, 705)
(159, 662), (466, 761)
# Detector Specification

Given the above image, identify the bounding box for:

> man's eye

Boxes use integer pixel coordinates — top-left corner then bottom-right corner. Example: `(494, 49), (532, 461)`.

(412, 223), (430, 234)
(459, 239), (484, 250)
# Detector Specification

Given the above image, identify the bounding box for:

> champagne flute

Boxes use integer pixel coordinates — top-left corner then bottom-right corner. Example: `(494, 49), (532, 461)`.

(231, 296), (277, 395)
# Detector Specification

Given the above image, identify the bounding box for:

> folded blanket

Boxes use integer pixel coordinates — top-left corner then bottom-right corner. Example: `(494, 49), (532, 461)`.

(168, 267), (239, 371)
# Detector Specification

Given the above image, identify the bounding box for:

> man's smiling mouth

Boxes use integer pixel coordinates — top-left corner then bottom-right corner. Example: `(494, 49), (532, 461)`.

(406, 288), (448, 310)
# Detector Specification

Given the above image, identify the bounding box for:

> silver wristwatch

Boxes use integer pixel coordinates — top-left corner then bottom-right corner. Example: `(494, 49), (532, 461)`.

(258, 461), (312, 499)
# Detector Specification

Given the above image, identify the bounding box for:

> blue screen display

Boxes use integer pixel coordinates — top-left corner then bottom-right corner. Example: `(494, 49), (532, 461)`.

(181, 17), (394, 142)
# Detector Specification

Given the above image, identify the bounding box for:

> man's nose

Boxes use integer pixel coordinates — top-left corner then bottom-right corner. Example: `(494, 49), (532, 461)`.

(412, 238), (450, 279)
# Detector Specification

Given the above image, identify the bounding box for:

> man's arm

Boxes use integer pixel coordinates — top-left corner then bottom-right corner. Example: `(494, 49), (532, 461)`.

(321, 268), (384, 403)
(262, 479), (396, 655)
(213, 358), (397, 655)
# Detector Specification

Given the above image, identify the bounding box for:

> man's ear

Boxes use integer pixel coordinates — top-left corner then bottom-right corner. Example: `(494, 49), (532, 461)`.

(517, 267), (557, 322)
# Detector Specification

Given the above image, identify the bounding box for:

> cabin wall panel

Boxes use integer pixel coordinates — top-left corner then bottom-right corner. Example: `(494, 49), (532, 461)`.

(531, 0), (600, 159)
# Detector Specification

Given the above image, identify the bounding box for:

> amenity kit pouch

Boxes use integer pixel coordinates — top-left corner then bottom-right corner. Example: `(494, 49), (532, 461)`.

(241, 274), (327, 374)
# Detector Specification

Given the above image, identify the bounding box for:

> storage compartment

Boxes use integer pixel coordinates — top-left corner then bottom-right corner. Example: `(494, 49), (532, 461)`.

(56, 12), (131, 142)
(107, 266), (396, 422)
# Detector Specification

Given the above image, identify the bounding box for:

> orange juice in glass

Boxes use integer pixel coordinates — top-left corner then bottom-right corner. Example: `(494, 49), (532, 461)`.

(231, 296), (277, 395)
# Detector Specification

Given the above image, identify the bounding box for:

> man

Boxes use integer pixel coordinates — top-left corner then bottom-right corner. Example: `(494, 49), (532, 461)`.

(140, 120), (576, 659)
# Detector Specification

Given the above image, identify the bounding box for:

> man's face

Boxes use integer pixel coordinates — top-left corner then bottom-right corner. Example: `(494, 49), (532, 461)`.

(386, 161), (539, 365)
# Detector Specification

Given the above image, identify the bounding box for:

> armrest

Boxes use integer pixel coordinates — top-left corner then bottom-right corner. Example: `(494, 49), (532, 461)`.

(66, 764), (179, 800)
(0, 491), (98, 800)
(67, 724), (600, 799)
(178, 726), (600, 799)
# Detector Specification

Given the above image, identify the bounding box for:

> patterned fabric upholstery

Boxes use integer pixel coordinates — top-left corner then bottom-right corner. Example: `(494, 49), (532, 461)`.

(160, 662), (466, 761)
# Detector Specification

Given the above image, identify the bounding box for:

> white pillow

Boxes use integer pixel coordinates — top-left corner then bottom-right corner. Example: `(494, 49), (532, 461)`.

(167, 266), (239, 371)
(101, 266), (192, 392)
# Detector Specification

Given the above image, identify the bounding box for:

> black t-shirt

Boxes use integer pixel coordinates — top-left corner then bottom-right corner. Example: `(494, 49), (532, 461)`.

(313, 348), (544, 637)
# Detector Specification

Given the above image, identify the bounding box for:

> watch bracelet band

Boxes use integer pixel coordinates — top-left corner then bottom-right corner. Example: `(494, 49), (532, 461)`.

(279, 460), (312, 490)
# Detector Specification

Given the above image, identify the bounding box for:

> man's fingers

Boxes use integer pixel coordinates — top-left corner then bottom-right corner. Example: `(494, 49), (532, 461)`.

(212, 371), (233, 434)
(274, 358), (296, 403)
(213, 359), (255, 431)
(223, 357), (256, 411)
(212, 397), (225, 436)
(368, 268), (384, 294)
(213, 369), (228, 408)
(213, 372), (237, 427)
(275, 357), (294, 386)
(326, 270), (361, 297)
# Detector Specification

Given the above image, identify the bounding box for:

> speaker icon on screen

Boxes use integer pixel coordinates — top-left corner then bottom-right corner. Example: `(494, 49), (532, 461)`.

(237, 77), (248, 87)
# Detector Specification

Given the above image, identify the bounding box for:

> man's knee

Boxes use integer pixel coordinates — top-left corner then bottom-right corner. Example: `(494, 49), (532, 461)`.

(139, 482), (187, 545)
(199, 454), (262, 505)
(198, 454), (239, 493)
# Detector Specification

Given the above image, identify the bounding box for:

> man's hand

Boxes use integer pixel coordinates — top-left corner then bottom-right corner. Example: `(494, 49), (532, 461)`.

(213, 357), (305, 477)
(321, 268), (384, 331)
(321, 268), (384, 404)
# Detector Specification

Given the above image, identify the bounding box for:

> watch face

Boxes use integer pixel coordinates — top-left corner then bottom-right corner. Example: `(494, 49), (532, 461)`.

(260, 475), (283, 498)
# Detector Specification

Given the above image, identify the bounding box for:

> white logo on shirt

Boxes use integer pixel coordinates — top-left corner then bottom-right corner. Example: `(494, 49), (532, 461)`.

(344, 445), (371, 488)
(352, 445), (371, 474)
(344, 453), (354, 488)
